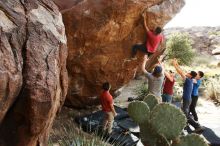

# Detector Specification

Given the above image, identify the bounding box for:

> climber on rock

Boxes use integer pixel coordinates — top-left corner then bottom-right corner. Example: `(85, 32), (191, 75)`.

(131, 12), (164, 59)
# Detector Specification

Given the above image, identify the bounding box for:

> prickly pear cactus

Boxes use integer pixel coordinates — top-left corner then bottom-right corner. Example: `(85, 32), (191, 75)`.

(143, 94), (159, 110)
(140, 123), (170, 146)
(172, 134), (209, 146)
(140, 123), (158, 146)
(150, 103), (186, 140)
(128, 101), (150, 124)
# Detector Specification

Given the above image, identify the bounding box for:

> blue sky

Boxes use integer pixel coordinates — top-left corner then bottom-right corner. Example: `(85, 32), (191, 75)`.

(165, 0), (220, 28)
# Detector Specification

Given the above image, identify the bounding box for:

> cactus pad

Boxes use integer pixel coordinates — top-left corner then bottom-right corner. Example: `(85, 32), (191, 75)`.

(143, 94), (159, 110)
(140, 123), (170, 146)
(128, 101), (150, 124)
(140, 123), (157, 146)
(172, 134), (209, 146)
(156, 134), (171, 146)
(150, 103), (186, 140)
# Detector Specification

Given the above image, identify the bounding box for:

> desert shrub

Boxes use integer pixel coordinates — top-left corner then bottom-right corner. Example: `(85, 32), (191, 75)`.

(208, 31), (220, 36)
(203, 76), (220, 105)
(206, 82), (220, 105)
(218, 62), (220, 67)
(172, 85), (183, 102)
(133, 82), (148, 100)
(165, 33), (195, 65)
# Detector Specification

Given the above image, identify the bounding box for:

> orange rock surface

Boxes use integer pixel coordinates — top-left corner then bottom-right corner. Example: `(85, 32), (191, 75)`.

(57, 0), (185, 107)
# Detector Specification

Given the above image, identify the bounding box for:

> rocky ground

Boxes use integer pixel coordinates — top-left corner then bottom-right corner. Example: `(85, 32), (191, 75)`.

(197, 99), (220, 144)
(114, 78), (145, 108)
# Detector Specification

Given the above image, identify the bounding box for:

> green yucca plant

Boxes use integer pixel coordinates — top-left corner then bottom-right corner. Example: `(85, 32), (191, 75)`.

(48, 121), (127, 146)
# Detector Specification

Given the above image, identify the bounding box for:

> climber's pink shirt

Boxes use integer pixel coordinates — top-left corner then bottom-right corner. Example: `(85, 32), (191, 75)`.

(146, 31), (164, 53)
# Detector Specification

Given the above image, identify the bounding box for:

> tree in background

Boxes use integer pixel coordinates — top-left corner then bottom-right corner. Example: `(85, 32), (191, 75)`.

(164, 32), (195, 65)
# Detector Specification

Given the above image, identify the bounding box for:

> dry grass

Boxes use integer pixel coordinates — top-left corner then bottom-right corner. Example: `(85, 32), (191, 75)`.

(206, 82), (220, 106)
(49, 107), (112, 146)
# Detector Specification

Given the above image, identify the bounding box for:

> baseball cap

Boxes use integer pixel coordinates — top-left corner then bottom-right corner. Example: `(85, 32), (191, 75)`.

(154, 66), (162, 74)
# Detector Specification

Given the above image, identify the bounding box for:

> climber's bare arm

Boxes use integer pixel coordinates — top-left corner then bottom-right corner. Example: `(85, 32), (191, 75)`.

(142, 56), (149, 74)
(172, 58), (186, 80)
(142, 13), (150, 32)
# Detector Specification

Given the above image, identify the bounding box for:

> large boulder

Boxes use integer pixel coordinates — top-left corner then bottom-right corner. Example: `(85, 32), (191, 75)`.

(0, 0), (68, 146)
(55, 0), (185, 108)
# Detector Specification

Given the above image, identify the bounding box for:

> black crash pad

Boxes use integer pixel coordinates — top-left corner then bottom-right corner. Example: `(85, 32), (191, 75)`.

(75, 106), (140, 146)
(75, 105), (220, 146)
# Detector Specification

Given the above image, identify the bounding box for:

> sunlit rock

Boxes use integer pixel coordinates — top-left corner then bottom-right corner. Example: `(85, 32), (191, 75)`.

(54, 0), (185, 107)
(0, 0), (68, 145)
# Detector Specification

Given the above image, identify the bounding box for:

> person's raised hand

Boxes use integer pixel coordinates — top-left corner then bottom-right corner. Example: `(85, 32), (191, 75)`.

(157, 56), (164, 64)
(172, 58), (178, 66)
(142, 12), (146, 18)
(143, 55), (148, 61)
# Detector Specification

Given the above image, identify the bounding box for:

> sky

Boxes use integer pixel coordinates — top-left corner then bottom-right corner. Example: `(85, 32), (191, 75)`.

(165, 0), (220, 28)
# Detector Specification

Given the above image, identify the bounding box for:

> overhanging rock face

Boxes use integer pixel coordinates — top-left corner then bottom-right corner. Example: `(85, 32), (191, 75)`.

(55, 0), (185, 108)
(0, 0), (68, 145)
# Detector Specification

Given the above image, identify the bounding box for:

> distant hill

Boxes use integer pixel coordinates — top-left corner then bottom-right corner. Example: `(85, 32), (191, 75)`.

(164, 26), (220, 55)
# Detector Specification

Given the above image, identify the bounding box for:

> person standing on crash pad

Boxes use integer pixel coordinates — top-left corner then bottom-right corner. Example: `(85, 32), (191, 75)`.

(189, 71), (204, 122)
(141, 56), (165, 102)
(172, 59), (204, 133)
(100, 82), (117, 134)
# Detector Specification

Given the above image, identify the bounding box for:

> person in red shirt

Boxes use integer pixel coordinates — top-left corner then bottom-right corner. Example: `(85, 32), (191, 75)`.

(131, 13), (164, 58)
(100, 82), (117, 134)
(162, 70), (175, 103)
